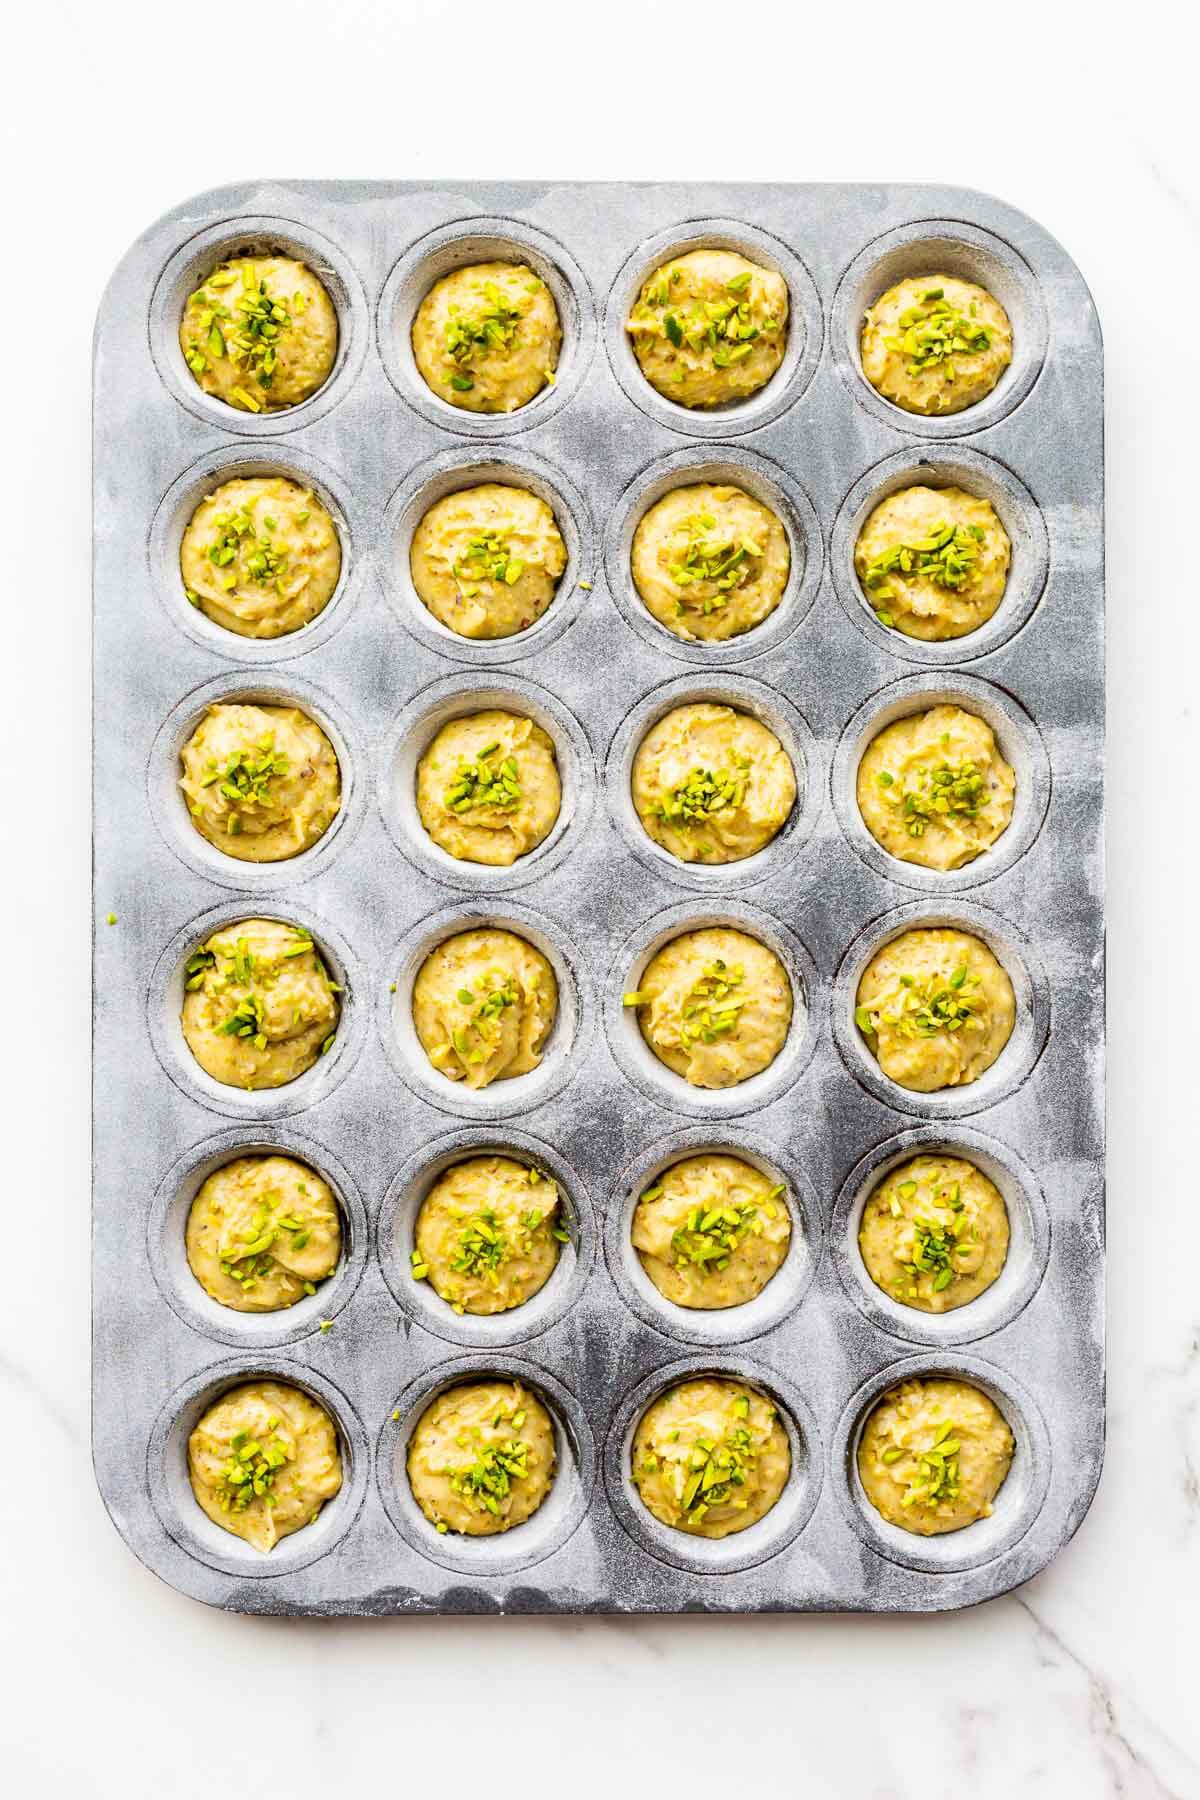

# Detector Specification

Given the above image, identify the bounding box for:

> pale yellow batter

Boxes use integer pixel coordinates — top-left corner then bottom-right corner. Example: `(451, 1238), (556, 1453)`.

(632, 1378), (789, 1537)
(187, 1380), (342, 1551)
(410, 483), (567, 640)
(626, 927), (792, 1089)
(855, 486), (1011, 642)
(416, 711), (560, 867)
(412, 1155), (565, 1315)
(180, 475), (342, 640)
(855, 928), (1015, 1094)
(412, 928), (557, 1090)
(631, 484), (790, 643)
(179, 702), (341, 863)
(186, 1154), (341, 1312)
(860, 275), (1012, 416)
(858, 1154), (1009, 1313)
(181, 918), (340, 1091)
(626, 249), (788, 408)
(411, 262), (561, 413)
(632, 702), (795, 864)
(857, 704), (1015, 871)
(857, 1376), (1014, 1535)
(407, 1380), (556, 1536)
(632, 1154), (791, 1309)
(180, 255), (338, 413)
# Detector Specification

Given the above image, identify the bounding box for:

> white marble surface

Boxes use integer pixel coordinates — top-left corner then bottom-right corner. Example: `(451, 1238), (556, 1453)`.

(1, 1), (1194, 1793)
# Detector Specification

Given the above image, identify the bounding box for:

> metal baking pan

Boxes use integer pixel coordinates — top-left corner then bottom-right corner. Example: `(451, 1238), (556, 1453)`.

(92, 180), (1104, 1614)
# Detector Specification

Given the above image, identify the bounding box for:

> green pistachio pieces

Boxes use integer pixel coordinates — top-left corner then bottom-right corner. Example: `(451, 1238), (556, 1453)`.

(679, 957), (746, 1048)
(882, 292), (992, 378)
(669, 1200), (761, 1276)
(443, 278), (524, 375)
(218, 1429), (292, 1512)
(654, 763), (746, 828)
(444, 739), (522, 815)
(878, 757), (986, 838)
(449, 1437), (530, 1514)
(185, 263), (295, 402)
(863, 520), (985, 602)
(452, 529), (526, 593)
(668, 507), (763, 605)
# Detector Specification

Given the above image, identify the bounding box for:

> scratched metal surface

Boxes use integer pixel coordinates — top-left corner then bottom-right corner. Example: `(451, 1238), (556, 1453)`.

(92, 181), (1104, 1615)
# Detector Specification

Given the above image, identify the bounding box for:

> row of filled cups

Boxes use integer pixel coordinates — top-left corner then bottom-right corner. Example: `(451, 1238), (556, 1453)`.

(175, 910), (1021, 1103)
(179, 1129), (1023, 1340)
(173, 453), (1016, 655)
(185, 1356), (1017, 1563)
(175, 235), (1015, 431)
(172, 679), (1025, 883)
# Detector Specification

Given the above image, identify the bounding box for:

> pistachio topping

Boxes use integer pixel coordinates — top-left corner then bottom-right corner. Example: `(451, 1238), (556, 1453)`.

(447, 975), (519, 1067)
(196, 734), (290, 834)
(218, 1426), (293, 1514)
(896, 1420), (962, 1508)
(875, 753), (985, 839)
(864, 520), (985, 626)
(668, 508), (765, 612)
(857, 964), (979, 1043)
(443, 740), (522, 815)
(451, 529), (526, 595)
(183, 262), (306, 405)
(881, 288), (993, 379)
(635, 264), (779, 374)
(203, 504), (289, 593)
(665, 1185), (785, 1276)
(674, 1413), (759, 1525)
(447, 1438), (531, 1515)
(442, 279), (525, 389)
(680, 957), (746, 1045)
(654, 761), (749, 827)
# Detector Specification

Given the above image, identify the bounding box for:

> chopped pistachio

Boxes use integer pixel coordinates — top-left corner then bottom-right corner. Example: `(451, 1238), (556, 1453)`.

(883, 293), (992, 377)
(863, 520), (985, 603)
(443, 739), (522, 815)
(654, 762), (747, 828)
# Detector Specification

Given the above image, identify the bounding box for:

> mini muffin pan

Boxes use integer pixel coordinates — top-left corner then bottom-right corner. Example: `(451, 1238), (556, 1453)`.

(93, 181), (1104, 1614)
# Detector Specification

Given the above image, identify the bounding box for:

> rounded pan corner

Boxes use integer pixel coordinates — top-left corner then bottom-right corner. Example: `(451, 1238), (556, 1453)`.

(88, 1449), (225, 1614)
(93, 182), (255, 351)
(930, 182), (1104, 347)
(922, 1424), (1107, 1616)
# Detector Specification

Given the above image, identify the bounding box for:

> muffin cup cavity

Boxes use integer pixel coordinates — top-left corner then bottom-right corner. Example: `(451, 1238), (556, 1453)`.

(376, 1353), (595, 1578)
(831, 219), (1049, 438)
(832, 899), (1050, 1120)
(378, 216), (596, 435)
(148, 669), (362, 893)
(148, 899), (367, 1122)
(832, 1352), (1051, 1575)
(147, 1127), (368, 1351)
(377, 1127), (596, 1349)
(604, 444), (823, 666)
(605, 900), (820, 1121)
(830, 444), (1049, 664)
(147, 441), (359, 661)
(147, 1355), (369, 1580)
(383, 443), (594, 663)
(603, 1355), (822, 1576)
(605, 1127), (819, 1347)
(830, 1125), (1050, 1348)
(832, 671), (1051, 894)
(380, 670), (595, 894)
(606, 671), (819, 894)
(149, 214), (370, 434)
(604, 217), (822, 437)
(380, 901), (592, 1121)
